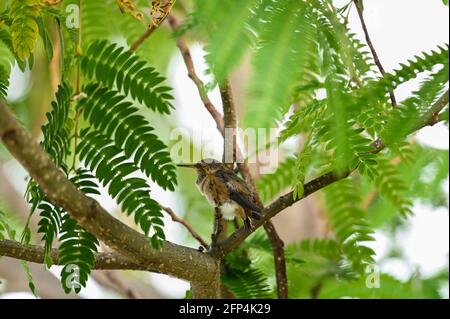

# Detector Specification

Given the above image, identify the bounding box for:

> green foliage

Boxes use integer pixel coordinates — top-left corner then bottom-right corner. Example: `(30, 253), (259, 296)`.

(222, 245), (273, 298)
(77, 129), (165, 247)
(59, 213), (98, 294)
(9, 0), (40, 61)
(0, 64), (8, 97)
(373, 158), (412, 217)
(292, 141), (313, 200)
(222, 267), (273, 299)
(382, 62), (449, 147)
(26, 83), (73, 264)
(37, 199), (62, 265)
(201, 0), (258, 85)
(324, 178), (375, 273)
(246, 231), (305, 266)
(81, 0), (117, 43)
(0, 210), (16, 240)
(81, 40), (174, 114)
(257, 156), (296, 203)
(78, 83), (177, 191)
(0, 209), (37, 296)
(299, 238), (341, 261)
(355, 45), (449, 136)
(319, 271), (449, 298)
(246, 1), (314, 128)
(0, 26), (15, 96)
(41, 82), (73, 168)
(58, 170), (100, 293)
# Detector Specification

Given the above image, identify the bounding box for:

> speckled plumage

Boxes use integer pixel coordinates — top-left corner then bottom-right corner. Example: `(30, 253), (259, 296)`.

(178, 159), (262, 228)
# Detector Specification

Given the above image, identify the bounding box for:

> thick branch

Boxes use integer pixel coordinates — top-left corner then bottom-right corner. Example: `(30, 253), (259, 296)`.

(353, 0), (397, 107)
(0, 239), (151, 271)
(0, 100), (219, 292)
(211, 89), (449, 258)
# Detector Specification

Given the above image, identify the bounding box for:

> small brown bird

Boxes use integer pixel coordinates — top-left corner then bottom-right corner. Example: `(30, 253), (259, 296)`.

(178, 159), (262, 229)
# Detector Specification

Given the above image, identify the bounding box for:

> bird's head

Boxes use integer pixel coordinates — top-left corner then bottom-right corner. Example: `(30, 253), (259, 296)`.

(177, 158), (227, 175)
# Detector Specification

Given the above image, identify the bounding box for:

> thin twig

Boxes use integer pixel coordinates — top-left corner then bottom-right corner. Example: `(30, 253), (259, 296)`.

(130, 24), (156, 52)
(311, 281), (323, 299)
(130, 0), (176, 51)
(104, 270), (140, 299)
(162, 206), (209, 249)
(353, 0), (397, 107)
(167, 15), (225, 134)
(362, 189), (378, 210)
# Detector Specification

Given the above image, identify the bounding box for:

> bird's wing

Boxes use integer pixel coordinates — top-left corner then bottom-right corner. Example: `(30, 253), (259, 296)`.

(217, 170), (263, 213)
(228, 189), (262, 213)
(230, 190), (262, 213)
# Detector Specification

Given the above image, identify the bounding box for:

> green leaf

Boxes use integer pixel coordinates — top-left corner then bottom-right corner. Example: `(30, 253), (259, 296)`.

(81, 40), (174, 114)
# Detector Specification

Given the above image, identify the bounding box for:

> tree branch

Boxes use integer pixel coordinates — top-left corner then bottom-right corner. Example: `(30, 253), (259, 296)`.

(167, 14), (225, 134)
(0, 99), (219, 298)
(0, 239), (151, 272)
(353, 0), (397, 107)
(221, 82), (238, 164)
(162, 206), (209, 249)
(169, 15), (290, 298)
(130, 25), (156, 52)
(219, 82), (288, 299)
(211, 89), (449, 258)
(263, 220), (288, 298)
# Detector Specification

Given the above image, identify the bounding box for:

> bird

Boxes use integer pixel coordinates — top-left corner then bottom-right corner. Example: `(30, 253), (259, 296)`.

(177, 159), (262, 230)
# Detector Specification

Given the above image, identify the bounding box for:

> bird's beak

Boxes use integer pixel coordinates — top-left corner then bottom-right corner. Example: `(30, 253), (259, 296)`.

(177, 163), (197, 169)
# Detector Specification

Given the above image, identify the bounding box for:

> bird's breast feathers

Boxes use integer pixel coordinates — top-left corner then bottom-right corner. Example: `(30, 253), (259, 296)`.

(220, 202), (241, 220)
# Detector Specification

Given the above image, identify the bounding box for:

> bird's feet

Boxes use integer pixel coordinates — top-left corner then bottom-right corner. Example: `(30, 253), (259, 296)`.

(244, 217), (254, 232)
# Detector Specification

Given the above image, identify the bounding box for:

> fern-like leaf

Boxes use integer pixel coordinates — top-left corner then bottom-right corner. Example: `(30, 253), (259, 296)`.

(41, 82), (73, 168)
(222, 267), (273, 299)
(203, 0), (258, 84)
(58, 170), (101, 293)
(77, 129), (165, 247)
(0, 64), (8, 97)
(245, 0), (314, 128)
(9, 0), (40, 61)
(59, 214), (99, 293)
(373, 158), (412, 217)
(257, 156), (296, 203)
(324, 178), (375, 273)
(78, 83), (177, 190)
(382, 62), (449, 147)
(81, 40), (174, 114)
